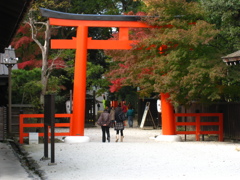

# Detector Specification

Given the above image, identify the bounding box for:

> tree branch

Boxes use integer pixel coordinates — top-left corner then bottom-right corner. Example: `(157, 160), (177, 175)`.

(27, 18), (44, 53)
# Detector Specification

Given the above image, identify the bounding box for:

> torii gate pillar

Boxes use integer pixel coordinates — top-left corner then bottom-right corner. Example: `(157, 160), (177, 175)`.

(41, 8), (175, 138)
(161, 93), (175, 135)
(72, 26), (88, 135)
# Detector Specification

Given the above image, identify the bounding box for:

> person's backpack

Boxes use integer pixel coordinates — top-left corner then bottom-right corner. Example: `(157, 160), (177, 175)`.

(118, 112), (126, 122)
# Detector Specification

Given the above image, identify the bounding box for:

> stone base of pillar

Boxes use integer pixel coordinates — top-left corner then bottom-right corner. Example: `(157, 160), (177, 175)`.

(64, 136), (90, 143)
(152, 135), (182, 142)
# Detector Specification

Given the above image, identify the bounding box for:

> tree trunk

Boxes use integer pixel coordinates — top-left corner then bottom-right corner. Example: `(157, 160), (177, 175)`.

(40, 21), (51, 104)
(28, 18), (51, 104)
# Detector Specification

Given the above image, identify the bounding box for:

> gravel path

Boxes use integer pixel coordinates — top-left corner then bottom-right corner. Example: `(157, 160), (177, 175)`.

(23, 127), (240, 180)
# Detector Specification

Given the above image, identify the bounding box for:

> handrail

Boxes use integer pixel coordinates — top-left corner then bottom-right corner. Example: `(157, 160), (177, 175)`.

(19, 114), (73, 144)
(174, 113), (223, 141)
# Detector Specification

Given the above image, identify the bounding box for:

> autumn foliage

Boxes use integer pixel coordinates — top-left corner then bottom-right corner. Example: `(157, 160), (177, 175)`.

(105, 0), (225, 105)
(11, 23), (65, 70)
(17, 58), (65, 69)
(11, 24), (39, 62)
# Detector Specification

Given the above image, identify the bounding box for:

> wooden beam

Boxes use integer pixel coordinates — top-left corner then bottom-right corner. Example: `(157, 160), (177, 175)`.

(51, 38), (137, 50)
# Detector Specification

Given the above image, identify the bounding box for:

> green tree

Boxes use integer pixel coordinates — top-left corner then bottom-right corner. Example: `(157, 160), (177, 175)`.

(12, 68), (62, 110)
(199, 0), (240, 101)
(105, 0), (227, 106)
(200, 0), (240, 53)
(11, 0), (71, 105)
(69, 0), (143, 15)
(11, 69), (42, 109)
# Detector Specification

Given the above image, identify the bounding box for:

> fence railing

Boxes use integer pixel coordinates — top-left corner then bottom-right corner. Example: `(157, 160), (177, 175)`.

(174, 113), (223, 141)
(19, 114), (73, 144)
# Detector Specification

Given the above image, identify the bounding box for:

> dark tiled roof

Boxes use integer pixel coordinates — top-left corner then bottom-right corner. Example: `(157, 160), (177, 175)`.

(222, 50), (240, 63)
(40, 8), (142, 21)
(0, 0), (32, 53)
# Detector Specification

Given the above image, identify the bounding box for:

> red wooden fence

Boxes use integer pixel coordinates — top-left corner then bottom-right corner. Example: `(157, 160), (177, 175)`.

(19, 114), (73, 144)
(174, 113), (223, 141)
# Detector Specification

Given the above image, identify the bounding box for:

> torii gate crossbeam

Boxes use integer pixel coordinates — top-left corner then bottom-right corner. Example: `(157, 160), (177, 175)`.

(40, 8), (175, 136)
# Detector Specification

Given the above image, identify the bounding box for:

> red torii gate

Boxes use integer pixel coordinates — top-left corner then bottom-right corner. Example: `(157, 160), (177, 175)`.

(40, 8), (175, 136)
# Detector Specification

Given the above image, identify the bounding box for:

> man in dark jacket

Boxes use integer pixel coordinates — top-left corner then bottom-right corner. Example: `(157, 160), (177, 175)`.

(97, 109), (111, 142)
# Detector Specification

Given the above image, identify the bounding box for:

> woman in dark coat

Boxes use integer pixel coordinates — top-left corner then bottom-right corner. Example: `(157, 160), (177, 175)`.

(114, 104), (125, 142)
(97, 109), (111, 142)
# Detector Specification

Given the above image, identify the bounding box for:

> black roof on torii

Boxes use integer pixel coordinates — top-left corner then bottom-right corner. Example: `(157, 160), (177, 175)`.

(40, 8), (142, 21)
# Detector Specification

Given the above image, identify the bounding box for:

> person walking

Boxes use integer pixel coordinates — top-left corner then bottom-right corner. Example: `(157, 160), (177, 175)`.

(97, 103), (100, 111)
(127, 105), (135, 128)
(97, 108), (111, 143)
(109, 106), (115, 128)
(114, 104), (125, 142)
(121, 102), (128, 115)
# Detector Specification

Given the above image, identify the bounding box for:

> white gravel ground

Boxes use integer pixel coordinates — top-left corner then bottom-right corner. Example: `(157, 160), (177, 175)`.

(23, 127), (240, 180)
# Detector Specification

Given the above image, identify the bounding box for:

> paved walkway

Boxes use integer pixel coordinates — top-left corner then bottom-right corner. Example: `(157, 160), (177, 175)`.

(0, 141), (38, 180)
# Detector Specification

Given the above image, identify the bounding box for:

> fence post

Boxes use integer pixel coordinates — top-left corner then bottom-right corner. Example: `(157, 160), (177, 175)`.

(19, 114), (23, 144)
(219, 114), (223, 141)
(195, 114), (200, 141)
(70, 114), (73, 134)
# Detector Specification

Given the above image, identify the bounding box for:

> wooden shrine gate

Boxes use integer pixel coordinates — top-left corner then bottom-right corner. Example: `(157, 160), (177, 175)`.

(40, 8), (175, 136)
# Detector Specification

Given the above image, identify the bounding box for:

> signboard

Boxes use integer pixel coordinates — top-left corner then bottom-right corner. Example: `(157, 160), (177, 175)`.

(29, 132), (39, 144)
(140, 102), (150, 128)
